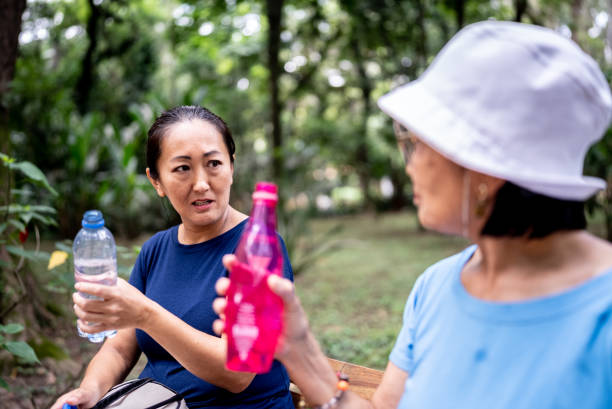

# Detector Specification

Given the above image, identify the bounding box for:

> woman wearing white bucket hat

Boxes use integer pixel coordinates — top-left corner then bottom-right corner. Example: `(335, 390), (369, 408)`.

(213, 21), (612, 409)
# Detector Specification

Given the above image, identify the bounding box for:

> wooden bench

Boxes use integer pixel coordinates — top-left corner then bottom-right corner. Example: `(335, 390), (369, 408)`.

(290, 358), (384, 408)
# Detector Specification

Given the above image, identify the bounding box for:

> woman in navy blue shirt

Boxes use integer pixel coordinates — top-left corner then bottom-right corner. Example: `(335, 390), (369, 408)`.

(52, 106), (294, 409)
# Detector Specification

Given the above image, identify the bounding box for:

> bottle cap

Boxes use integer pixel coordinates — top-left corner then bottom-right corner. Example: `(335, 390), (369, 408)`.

(62, 404), (78, 409)
(253, 182), (278, 202)
(82, 209), (105, 229)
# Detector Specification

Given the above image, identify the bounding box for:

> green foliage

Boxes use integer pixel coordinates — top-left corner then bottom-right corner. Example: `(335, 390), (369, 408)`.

(0, 153), (61, 389)
(10, 0), (612, 241)
(0, 324), (39, 389)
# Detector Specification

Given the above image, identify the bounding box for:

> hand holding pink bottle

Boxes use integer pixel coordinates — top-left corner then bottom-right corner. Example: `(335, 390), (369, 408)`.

(225, 182), (284, 373)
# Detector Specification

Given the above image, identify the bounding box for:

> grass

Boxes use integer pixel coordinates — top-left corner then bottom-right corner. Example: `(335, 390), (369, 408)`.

(294, 211), (469, 370)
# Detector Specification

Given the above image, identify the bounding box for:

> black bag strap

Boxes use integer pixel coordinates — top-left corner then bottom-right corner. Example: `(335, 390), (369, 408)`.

(92, 378), (154, 409)
(144, 392), (185, 409)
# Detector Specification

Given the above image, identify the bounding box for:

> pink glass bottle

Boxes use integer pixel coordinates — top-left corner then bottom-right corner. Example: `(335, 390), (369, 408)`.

(225, 182), (284, 373)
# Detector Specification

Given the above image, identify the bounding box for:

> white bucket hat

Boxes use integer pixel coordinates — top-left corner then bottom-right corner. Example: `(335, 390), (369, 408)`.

(377, 20), (612, 201)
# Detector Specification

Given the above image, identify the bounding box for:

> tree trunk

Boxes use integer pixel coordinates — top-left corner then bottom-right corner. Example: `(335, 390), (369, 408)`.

(351, 34), (373, 208)
(454, 0), (465, 29)
(514, 0), (528, 22)
(389, 166), (408, 210)
(415, 0), (427, 68)
(0, 0), (27, 198)
(570, 0), (585, 45)
(266, 0), (284, 182)
(75, 0), (101, 114)
(0, 0), (26, 322)
(0, 0), (25, 99)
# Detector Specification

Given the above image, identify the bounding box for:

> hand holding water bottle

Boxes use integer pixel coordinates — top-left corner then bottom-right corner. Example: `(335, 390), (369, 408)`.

(73, 210), (119, 342)
(73, 210), (152, 340)
(73, 276), (152, 334)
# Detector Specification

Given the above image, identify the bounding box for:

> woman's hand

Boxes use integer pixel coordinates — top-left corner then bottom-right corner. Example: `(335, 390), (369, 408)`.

(212, 254), (310, 360)
(73, 278), (152, 334)
(50, 385), (100, 409)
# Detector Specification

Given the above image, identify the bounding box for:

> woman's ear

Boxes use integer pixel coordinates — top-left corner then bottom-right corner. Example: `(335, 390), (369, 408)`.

(146, 168), (165, 197)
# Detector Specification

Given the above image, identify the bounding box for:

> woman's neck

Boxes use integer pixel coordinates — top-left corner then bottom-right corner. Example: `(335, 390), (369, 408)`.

(178, 207), (247, 245)
(462, 230), (612, 301)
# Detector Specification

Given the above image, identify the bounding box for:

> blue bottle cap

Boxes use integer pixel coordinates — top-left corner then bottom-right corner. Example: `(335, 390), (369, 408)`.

(62, 404), (78, 409)
(82, 209), (105, 229)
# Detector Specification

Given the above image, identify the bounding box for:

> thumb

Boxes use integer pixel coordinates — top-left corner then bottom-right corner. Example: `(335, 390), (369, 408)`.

(267, 275), (295, 303)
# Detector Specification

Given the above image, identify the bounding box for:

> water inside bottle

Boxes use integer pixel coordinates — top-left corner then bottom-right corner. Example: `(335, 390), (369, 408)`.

(74, 258), (117, 342)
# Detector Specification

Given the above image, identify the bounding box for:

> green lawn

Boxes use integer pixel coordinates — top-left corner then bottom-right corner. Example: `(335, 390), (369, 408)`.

(294, 211), (469, 370)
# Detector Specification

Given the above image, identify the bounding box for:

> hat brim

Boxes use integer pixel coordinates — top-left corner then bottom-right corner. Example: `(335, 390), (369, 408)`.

(377, 81), (606, 201)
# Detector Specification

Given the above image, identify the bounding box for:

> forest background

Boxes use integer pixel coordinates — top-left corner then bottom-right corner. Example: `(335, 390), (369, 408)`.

(1, 0), (612, 407)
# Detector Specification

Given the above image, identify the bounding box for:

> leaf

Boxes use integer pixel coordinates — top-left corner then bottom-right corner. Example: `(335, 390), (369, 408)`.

(0, 152), (14, 165)
(0, 377), (8, 390)
(55, 241), (73, 253)
(0, 323), (24, 334)
(5, 245), (39, 260)
(48, 251), (69, 270)
(8, 219), (26, 232)
(24, 205), (56, 214)
(9, 161), (58, 196)
(29, 213), (58, 226)
(4, 341), (39, 363)
(29, 337), (68, 360)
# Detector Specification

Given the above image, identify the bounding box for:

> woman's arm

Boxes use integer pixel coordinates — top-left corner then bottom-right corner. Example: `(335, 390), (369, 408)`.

(50, 329), (141, 409)
(74, 278), (255, 393)
(212, 257), (407, 409)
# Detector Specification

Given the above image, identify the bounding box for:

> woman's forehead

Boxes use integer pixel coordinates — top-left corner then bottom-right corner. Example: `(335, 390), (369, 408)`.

(161, 120), (226, 154)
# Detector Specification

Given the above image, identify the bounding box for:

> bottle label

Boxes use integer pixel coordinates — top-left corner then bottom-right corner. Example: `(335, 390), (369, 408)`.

(232, 302), (259, 361)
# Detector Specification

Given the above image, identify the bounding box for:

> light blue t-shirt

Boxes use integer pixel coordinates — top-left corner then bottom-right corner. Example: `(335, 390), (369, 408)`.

(391, 245), (612, 409)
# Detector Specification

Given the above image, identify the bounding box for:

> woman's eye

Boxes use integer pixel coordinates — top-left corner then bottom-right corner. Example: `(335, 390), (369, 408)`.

(208, 160), (222, 168)
(174, 165), (190, 172)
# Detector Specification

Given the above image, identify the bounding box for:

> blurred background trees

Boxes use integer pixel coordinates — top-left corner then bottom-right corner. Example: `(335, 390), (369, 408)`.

(4, 0), (612, 239)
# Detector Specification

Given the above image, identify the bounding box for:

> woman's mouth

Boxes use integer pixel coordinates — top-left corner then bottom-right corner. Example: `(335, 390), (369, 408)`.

(193, 199), (214, 209)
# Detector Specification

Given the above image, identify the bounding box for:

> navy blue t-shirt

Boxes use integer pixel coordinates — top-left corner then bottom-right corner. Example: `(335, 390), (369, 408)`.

(128, 220), (294, 408)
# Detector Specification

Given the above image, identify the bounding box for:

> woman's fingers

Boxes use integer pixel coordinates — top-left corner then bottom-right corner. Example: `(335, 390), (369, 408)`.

(77, 318), (109, 334)
(212, 296), (227, 316)
(74, 281), (116, 299)
(213, 278), (228, 337)
(222, 254), (237, 271)
(49, 387), (98, 409)
(215, 276), (230, 297)
(212, 318), (225, 336)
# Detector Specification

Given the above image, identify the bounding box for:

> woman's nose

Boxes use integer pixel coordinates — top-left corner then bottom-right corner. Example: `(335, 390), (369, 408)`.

(405, 160), (415, 180)
(193, 169), (210, 192)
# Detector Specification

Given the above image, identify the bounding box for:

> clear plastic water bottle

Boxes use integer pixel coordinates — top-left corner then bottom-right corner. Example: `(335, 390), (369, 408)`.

(73, 210), (118, 343)
(225, 182), (284, 373)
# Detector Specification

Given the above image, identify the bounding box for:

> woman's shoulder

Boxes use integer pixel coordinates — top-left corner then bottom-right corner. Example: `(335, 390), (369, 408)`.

(407, 245), (476, 309)
(418, 245), (477, 287)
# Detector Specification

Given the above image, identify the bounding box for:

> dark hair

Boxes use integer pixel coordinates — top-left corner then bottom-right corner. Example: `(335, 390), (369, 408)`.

(481, 182), (586, 239)
(146, 105), (236, 179)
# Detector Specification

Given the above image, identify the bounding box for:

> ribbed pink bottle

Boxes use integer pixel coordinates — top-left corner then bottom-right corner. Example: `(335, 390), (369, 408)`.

(225, 182), (284, 373)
